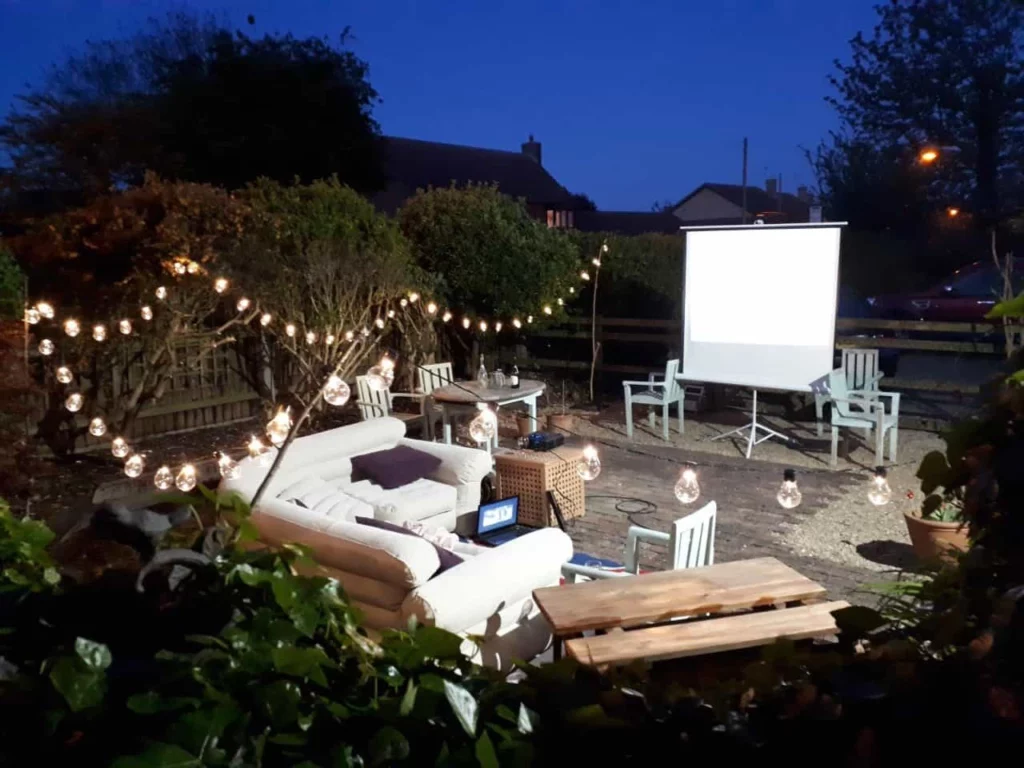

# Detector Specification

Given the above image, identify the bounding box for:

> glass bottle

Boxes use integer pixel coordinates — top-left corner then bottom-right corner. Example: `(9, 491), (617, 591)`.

(477, 354), (488, 388)
(510, 357), (520, 389)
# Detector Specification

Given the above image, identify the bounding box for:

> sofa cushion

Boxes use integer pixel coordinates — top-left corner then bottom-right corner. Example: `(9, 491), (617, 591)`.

(356, 516), (463, 574)
(276, 475), (367, 523)
(344, 478), (457, 526)
(351, 445), (442, 490)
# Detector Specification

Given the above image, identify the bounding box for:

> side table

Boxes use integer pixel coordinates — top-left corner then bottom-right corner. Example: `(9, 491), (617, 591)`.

(494, 448), (586, 527)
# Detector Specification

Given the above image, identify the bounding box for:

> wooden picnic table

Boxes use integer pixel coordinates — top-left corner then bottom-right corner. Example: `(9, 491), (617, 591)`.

(533, 556), (847, 666)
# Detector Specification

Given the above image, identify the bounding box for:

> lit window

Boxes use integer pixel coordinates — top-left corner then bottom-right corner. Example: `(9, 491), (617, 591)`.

(546, 209), (555, 228)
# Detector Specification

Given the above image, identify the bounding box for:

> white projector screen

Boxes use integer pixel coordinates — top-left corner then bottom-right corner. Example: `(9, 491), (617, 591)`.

(682, 224), (842, 392)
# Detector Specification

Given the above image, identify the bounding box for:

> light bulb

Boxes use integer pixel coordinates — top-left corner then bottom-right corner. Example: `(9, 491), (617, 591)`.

(580, 270), (590, 281)
(175, 464), (197, 492)
(366, 357), (395, 392)
(124, 453), (145, 478)
(344, 330), (354, 342)
(266, 408), (292, 446)
(674, 464), (701, 504)
(527, 315), (534, 324)
(409, 292), (420, 303)
(325, 334), (336, 345)
(400, 298), (408, 308)
(64, 392), (84, 412)
(323, 375), (351, 406)
(777, 469), (802, 509)
(63, 319), (80, 337)
(55, 366), (73, 384)
(557, 298), (564, 306)
(361, 327), (370, 337)
(305, 331), (317, 345)
(868, 466), (892, 506)
(37, 302), (54, 319)
(118, 319), (132, 335)
(218, 452), (240, 479)
(592, 258), (602, 267)
(426, 302), (437, 315)
(462, 317), (471, 329)
(479, 320), (488, 332)
(92, 324), (107, 342)
(236, 297), (251, 312)
(173, 261), (187, 275)
(38, 339), (55, 355)
(154, 465), (174, 490)
(543, 305), (552, 315)
(111, 437), (129, 458)
(186, 260), (200, 274)
(577, 444), (601, 481)
(468, 403), (497, 444)
(442, 311), (452, 323)
(214, 277), (229, 294)
(88, 417), (106, 437)
(601, 243), (609, 253)
(260, 313), (272, 326)
(495, 321), (502, 332)
(247, 434), (271, 465)
(513, 318), (522, 329)
(285, 323), (296, 337)
(155, 286), (167, 300)
(141, 305), (153, 321)
(25, 307), (41, 324)
(568, 287), (575, 294)
(375, 317), (385, 329)
(387, 309), (396, 319)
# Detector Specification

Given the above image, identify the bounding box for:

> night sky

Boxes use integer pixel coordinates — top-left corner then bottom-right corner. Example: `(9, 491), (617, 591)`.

(0, 0), (878, 210)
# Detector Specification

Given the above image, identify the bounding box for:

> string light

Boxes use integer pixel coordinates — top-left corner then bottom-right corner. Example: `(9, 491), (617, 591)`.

(37, 302), (54, 319)
(557, 298), (564, 306)
(64, 392), (84, 412)
(63, 319), (80, 337)
(218, 452), (240, 479)
(592, 258), (602, 267)
(427, 302), (437, 315)
(462, 317), (471, 329)
(543, 306), (552, 315)
(154, 466), (174, 490)
(214, 278), (229, 294)
(602, 242), (609, 253)
(260, 313), (272, 326)
(495, 321), (502, 332)
(285, 323), (296, 337)
(442, 311), (452, 323)
(400, 298), (408, 308)
(674, 463), (701, 504)
(175, 464), (198, 492)
(88, 417), (107, 437)
(25, 307), (41, 324)
(55, 366), (73, 384)
(325, 334), (336, 345)
(38, 339), (55, 356)
(155, 287), (167, 300)
(409, 292), (420, 303)
(124, 453), (145, 478)
(513, 318), (522, 329)
(266, 408), (292, 446)
(344, 330), (354, 342)
(118, 319), (132, 335)
(361, 327), (370, 337)
(247, 435), (271, 466)
(305, 331), (317, 345)
(111, 437), (130, 458)
(236, 297), (251, 312)
(186, 261), (200, 274)
(375, 318), (385, 329)
(141, 306), (153, 321)
(173, 262), (187, 275)
(468, 403), (498, 444)
(868, 466), (892, 506)
(580, 271), (590, 281)
(323, 375), (352, 406)
(387, 309), (396, 319)
(777, 469), (802, 509)
(527, 316), (534, 324)
(92, 324), (107, 342)
(577, 444), (601, 480)
(366, 356), (395, 392)
(568, 287), (575, 294)
(479, 320), (488, 333)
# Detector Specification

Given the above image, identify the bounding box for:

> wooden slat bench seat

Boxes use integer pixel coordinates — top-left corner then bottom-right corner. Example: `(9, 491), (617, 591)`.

(565, 600), (849, 666)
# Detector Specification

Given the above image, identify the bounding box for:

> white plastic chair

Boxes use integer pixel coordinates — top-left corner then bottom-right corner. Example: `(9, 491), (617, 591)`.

(817, 349), (883, 436)
(561, 501), (716, 583)
(622, 358), (684, 441)
(415, 362), (453, 440)
(355, 375), (426, 433)
(826, 369), (899, 467)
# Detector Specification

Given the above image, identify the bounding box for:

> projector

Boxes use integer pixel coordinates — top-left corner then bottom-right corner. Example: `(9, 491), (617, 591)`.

(525, 432), (564, 451)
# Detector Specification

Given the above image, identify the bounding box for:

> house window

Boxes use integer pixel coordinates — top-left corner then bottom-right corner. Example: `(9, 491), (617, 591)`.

(546, 210), (572, 229)
(546, 209), (555, 228)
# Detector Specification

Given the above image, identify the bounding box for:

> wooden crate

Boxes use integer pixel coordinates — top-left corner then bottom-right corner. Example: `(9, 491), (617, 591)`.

(494, 447), (586, 527)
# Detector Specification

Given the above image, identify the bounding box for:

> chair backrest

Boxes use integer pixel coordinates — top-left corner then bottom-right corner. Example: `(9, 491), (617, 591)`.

(355, 375), (392, 420)
(841, 348), (881, 392)
(664, 358), (681, 400)
(827, 369), (857, 419)
(669, 501), (716, 568)
(417, 362), (454, 395)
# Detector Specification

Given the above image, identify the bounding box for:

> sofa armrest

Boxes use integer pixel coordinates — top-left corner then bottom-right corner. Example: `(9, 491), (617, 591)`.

(402, 528), (572, 632)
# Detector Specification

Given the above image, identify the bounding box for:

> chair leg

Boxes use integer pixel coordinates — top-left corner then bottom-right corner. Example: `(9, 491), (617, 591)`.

(815, 395), (824, 437)
(624, 389), (633, 439)
(889, 426), (898, 462)
(647, 409), (656, 430)
(661, 401), (670, 441)
(677, 398), (685, 434)
(874, 424), (884, 467)
(831, 426), (839, 467)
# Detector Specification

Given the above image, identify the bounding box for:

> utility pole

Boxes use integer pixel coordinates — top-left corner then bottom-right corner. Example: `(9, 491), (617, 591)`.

(741, 137), (748, 224)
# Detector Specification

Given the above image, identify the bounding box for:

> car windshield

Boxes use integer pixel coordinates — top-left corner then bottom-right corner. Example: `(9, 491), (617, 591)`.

(947, 264), (1024, 298)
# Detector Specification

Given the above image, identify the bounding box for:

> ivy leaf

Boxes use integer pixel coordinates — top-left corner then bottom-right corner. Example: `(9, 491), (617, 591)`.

(271, 646), (330, 687)
(43, 567), (61, 585)
(236, 517), (259, 543)
(367, 726), (409, 765)
(74, 637), (112, 670)
(270, 572), (321, 636)
(399, 680), (417, 716)
(167, 703), (241, 756)
(413, 626), (464, 660)
(443, 680), (478, 737)
(126, 692), (200, 714)
(474, 732), (499, 768)
(110, 742), (200, 768)
(258, 680), (301, 727)
(49, 656), (105, 711)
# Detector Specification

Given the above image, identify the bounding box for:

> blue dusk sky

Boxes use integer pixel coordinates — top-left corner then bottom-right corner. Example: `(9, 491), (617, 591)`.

(0, 0), (879, 210)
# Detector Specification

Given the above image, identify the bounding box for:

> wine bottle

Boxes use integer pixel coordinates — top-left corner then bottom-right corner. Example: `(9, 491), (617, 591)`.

(510, 357), (520, 389)
(477, 354), (488, 387)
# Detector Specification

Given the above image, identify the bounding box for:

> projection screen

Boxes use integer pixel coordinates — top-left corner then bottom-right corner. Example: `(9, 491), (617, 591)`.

(681, 223), (843, 392)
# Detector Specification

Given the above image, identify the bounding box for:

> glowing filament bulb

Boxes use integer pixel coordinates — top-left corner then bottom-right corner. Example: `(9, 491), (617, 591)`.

(38, 339), (55, 356)
(592, 258), (602, 267)
(236, 297), (251, 312)
(568, 287), (575, 294)
(580, 270), (590, 281)
(426, 302), (437, 315)
(118, 319), (132, 335)
(479, 320), (488, 332)
(868, 466), (892, 506)
(543, 305), (552, 315)
(777, 469), (802, 509)
(266, 408), (292, 446)
(442, 311), (452, 323)
(37, 302), (55, 319)
(409, 292), (420, 303)
(601, 242), (609, 253)
(557, 298), (564, 306)
(305, 331), (317, 345)
(387, 309), (396, 319)
(325, 334), (336, 345)
(88, 417), (106, 437)
(218, 452), (240, 480)
(323, 375), (351, 406)
(25, 307), (41, 324)
(153, 466), (175, 491)
(124, 453), (145, 478)
(111, 437), (129, 458)
(674, 464), (701, 504)
(495, 321), (503, 332)
(468, 403), (498, 444)
(400, 298), (408, 308)
(285, 323), (296, 337)
(186, 260), (200, 274)
(462, 317), (471, 329)
(92, 324), (107, 342)
(527, 315), (534, 324)
(260, 313), (272, 326)
(64, 392), (84, 412)
(375, 318), (385, 329)
(155, 286), (167, 300)
(56, 366), (73, 384)
(361, 327), (370, 337)
(173, 262), (187, 275)
(141, 305), (153, 321)
(214, 277), (229, 294)
(577, 444), (601, 480)
(175, 464), (198, 492)
(63, 319), (80, 337)
(513, 318), (522, 329)
(344, 330), (354, 342)
(366, 356), (395, 392)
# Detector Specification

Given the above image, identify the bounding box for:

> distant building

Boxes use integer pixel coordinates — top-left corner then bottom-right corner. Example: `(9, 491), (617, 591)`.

(671, 180), (812, 225)
(573, 210), (681, 235)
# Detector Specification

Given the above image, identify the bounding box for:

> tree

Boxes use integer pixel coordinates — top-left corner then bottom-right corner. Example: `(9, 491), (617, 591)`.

(0, 12), (384, 204)
(827, 0), (1024, 224)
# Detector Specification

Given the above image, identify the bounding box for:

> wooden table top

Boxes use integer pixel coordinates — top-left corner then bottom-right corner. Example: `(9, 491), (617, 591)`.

(431, 378), (545, 404)
(533, 557), (827, 635)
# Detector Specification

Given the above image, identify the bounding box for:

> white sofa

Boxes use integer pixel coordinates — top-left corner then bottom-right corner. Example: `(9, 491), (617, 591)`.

(220, 417), (573, 668)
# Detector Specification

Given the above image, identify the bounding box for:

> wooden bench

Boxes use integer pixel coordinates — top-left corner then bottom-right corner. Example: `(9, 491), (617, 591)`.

(565, 600), (849, 666)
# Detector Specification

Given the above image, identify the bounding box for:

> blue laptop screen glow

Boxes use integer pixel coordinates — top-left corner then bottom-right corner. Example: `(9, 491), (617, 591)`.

(477, 497), (518, 535)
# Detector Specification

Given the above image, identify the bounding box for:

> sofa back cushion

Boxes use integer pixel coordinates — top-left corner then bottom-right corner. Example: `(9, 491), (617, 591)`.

(351, 445), (442, 490)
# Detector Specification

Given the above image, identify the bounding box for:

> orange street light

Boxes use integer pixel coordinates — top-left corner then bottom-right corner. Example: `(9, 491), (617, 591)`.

(918, 148), (939, 164)
(946, 207), (960, 218)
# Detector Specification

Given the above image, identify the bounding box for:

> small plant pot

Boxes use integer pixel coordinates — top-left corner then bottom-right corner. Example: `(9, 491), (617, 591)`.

(547, 413), (574, 434)
(903, 511), (969, 564)
(516, 415), (536, 437)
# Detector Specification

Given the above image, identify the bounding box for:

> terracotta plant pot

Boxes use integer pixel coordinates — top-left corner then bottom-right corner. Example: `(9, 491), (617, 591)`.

(903, 511), (969, 564)
(546, 413), (574, 434)
(515, 415), (536, 437)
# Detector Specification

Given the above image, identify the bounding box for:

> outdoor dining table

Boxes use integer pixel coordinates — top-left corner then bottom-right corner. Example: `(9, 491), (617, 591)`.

(430, 378), (545, 452)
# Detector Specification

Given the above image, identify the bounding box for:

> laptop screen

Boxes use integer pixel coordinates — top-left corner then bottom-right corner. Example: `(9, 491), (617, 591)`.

(476, 497), (519, 535)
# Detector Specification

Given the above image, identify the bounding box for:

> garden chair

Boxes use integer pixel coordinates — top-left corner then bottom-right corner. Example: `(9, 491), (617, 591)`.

(826, 368), (899, 467)
(416, 362), (454, 440)
(355, 375), (427, 434)
(622, 358), (684, 441)
(561, 501), (716, 583)
(816, 348), (883, 437)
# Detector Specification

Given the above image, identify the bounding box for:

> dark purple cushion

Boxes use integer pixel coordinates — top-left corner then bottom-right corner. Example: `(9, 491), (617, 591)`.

(350, 445), (443, 490)
(355, 516), (463, 575)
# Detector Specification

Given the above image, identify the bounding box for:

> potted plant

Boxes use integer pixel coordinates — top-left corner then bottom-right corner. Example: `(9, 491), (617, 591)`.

(903, 496), (969, 563)
(546, 380), (574, 433)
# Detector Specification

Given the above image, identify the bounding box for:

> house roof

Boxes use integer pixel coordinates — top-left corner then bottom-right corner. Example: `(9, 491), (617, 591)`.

(673, 183), (810, 221)
(373, 136), (576, 213)
(574, 210), (682, 235)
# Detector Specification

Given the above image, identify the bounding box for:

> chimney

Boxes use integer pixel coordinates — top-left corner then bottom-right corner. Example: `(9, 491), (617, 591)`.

(521, 134), (542, 165)
(765, 177), (777, 196)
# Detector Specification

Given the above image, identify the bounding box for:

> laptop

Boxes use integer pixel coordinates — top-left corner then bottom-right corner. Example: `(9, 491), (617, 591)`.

(474, 496), (535, 546)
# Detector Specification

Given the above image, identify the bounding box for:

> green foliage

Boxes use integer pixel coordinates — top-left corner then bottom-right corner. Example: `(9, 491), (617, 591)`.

(0, 246), (25, 320)
(398, 184), (578, 317)
(0, 498), (60, 594)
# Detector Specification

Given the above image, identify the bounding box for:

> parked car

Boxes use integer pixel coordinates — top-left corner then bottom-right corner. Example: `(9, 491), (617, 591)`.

(867, 259), (1024, 323)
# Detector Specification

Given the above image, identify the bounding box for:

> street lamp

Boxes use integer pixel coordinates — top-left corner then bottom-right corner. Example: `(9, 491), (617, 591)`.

(946, 206), (960, 218)
(918, 148), (939, 164)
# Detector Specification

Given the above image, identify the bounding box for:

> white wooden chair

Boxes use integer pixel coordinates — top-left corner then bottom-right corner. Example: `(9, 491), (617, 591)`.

(826, 368), (899, 467)
(622, 358), (684, 441)
(561, 502), (716, 583)
(355, 375), (426, 433)
(415, 362), (454, 440)
(817, 349), (883, 436)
